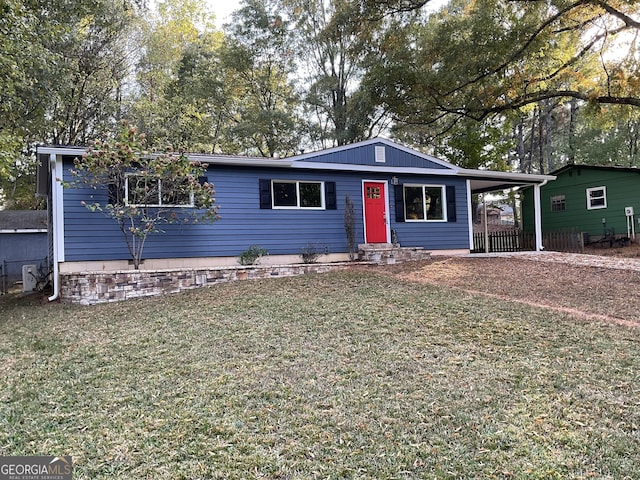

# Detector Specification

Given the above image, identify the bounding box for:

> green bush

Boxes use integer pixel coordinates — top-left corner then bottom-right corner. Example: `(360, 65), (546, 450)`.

(238, 245), (269, 265)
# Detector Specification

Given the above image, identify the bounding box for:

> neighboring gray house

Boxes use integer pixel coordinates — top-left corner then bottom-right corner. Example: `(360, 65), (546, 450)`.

(0, 210), (48, 284)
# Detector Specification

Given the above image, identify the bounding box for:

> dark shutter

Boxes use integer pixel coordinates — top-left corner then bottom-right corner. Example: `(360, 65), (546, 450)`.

(446, 185), (456, 222)
(259, 179), (272, 209)
(394, 185), (405, 222)
(198, 176), (208, 185)
(325, 181), (337, 210)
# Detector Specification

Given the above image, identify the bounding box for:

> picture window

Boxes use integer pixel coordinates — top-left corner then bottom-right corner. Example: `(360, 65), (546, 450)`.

(272, 180), (324, 209)
(403, 185), (446, 221)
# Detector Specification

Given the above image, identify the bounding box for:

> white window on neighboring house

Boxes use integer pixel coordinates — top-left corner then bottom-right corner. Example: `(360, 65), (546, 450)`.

(125, 175), (194, 207)
(586, 186), (607, 210)
(550, 194), (566, 212)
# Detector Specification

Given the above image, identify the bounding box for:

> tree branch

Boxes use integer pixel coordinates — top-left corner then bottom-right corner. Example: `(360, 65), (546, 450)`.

(443, 0), (593, 98)
(462, 91), (640, 122)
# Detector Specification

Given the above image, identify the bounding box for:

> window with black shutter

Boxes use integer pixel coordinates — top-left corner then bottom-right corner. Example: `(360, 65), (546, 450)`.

(259, 179), (334, 210)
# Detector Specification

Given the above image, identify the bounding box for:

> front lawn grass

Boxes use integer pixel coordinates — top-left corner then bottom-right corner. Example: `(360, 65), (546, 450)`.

(1, 270), (639, 479)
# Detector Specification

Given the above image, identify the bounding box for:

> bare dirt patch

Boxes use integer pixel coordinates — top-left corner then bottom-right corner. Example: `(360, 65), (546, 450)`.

(386, 254), (640, 326)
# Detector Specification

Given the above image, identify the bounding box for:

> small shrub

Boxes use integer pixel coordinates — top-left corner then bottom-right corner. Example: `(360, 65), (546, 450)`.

(301, 243), (328, 264)
(238, 245), (269, 265)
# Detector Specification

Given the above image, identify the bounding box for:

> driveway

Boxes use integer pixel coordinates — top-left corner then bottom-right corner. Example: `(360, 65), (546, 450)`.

(388, 251), (640, 327)
(471, 251), (640, 272)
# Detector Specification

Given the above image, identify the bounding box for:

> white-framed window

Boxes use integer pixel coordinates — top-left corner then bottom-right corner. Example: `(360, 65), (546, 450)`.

(550, 194), (566, 212)
(586, 186), (607, 210)
(125, 174), (194, 207)
(272, 180), (325, 209)
(403, 184), (446, 221)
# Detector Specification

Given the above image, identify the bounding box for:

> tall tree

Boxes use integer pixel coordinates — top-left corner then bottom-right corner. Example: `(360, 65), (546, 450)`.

(0, 0), (141, 209)
(219, 0), (302, 156)
(370, 0), (640, 125)
(129, 0), (220, 150)
(281, 0), (392, 147)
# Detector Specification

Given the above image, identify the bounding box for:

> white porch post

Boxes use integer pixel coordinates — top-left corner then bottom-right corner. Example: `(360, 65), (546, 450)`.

(533, 181), (547, 252)
(466, 180), (474, 251)
(483, 193), (489, 253)
(48, 153), (65, 301)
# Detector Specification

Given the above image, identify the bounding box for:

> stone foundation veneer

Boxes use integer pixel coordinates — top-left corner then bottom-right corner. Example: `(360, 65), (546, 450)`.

(60, 263), (355, 305)
(357, 243), (434, 264)
(59, 245), (439, 305)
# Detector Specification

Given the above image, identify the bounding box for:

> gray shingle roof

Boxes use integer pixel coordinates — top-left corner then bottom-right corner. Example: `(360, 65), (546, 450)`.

(0, 210), (48, 230)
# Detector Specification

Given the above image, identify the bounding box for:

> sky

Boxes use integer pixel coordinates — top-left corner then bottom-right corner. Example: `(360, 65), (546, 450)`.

(207, 0), (242, 27)
(206, 0), (449, 28)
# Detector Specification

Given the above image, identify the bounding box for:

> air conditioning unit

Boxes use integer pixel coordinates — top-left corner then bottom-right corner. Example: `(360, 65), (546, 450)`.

(625, 206), (634, 216)
(22, 264), (37, 292)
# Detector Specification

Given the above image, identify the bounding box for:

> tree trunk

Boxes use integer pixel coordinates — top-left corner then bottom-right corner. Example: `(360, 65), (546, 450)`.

(568, 98), (578, 164)
(515, 117), (527, 174)
(543, 99), (553, 173)
(529, 107), (538, 174)
(537, 102), (545, 174)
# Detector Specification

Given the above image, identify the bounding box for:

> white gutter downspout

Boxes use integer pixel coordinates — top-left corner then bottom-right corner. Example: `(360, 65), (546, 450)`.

(48, 153), (63, 302)
(466, 180), (474, 251)
(533, 180), (548, 252)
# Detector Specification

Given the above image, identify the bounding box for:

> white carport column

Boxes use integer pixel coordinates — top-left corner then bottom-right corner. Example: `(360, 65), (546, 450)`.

(533, 181), (547, 251)
(48, 153), (65, 302)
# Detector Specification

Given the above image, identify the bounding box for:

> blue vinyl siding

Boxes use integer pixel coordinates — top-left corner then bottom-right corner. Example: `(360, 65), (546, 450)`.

(62, 160), (470, 262)
(298, 143), (451, 170)
(390, 178), (469, 250)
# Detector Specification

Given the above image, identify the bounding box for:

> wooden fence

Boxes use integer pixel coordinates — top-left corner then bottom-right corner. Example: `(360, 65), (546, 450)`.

(472, 230), (584, 254)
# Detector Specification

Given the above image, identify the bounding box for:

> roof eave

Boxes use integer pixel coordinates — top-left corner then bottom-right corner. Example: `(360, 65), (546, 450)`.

(459, 168), (556, 183)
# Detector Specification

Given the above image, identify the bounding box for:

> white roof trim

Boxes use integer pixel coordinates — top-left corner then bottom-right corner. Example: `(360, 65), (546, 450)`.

(200, 156), (293, 168)
(0, 229), (47, 234)
(459, 168), (555, 183)
(37, 145), (86, 156)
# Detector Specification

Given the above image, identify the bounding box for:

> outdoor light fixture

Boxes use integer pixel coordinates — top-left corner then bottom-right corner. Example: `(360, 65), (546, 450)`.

(391, 176), (399, 185)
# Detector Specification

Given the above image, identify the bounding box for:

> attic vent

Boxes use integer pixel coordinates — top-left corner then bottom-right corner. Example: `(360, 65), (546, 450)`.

(375, 146), (386, 163)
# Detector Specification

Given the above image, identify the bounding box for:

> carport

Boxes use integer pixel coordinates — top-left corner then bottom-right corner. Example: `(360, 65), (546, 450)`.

(463, 169), (556, 253)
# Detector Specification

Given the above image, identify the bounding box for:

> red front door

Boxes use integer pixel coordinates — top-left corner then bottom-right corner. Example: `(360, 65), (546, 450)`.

(364, 181), (388, 243)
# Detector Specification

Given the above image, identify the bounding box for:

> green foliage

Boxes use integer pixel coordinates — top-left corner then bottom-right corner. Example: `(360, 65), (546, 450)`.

(371, 0), (640, 127)
(218, 0), (302, 156)
(284, 0), (390, 147)
(570, 105), (640, 167)
(129, 0), (224, 152)
(238, 245), (269, 265)
(4, 0), (640, 208)
(0, 133), (43, 210)
(68, 123), (218, 269)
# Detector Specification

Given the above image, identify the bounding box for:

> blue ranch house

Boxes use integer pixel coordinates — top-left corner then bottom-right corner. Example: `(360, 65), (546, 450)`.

(38, 138), (553, 301)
